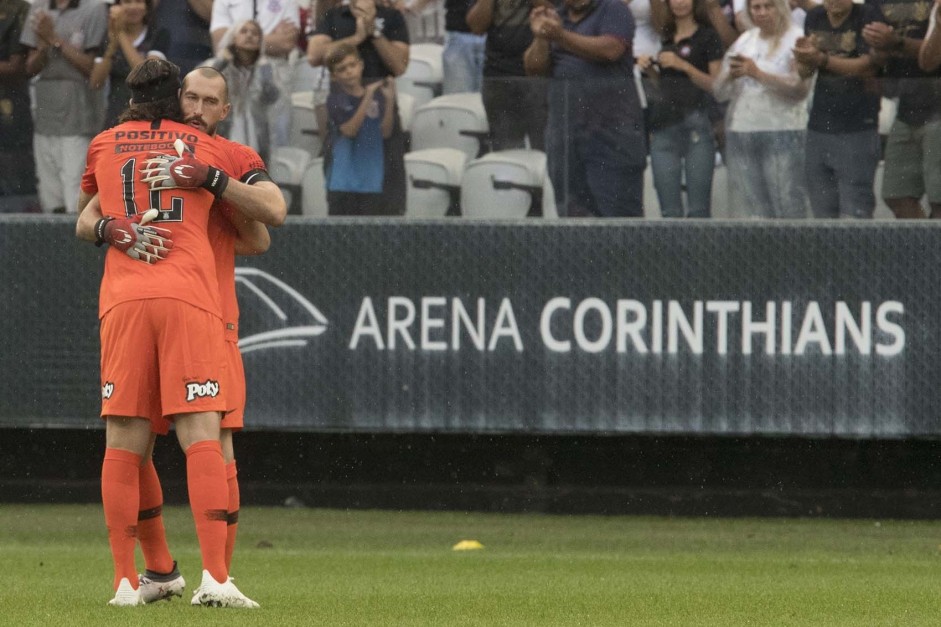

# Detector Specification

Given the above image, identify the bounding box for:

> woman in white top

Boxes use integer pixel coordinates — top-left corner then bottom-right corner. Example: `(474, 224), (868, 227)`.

(206, 20), (282, 163)
(713, 0), (812, 218)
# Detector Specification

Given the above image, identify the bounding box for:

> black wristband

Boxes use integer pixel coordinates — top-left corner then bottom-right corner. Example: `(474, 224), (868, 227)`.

(94, 217), (114, 247)
(202, 166), (229, 198)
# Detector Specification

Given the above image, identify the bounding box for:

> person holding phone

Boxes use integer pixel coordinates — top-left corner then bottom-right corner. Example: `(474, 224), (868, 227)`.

(713, 0), (812, 218)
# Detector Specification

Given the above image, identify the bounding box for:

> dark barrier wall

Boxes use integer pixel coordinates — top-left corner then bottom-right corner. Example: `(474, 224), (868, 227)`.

(1, 216), (937, 436)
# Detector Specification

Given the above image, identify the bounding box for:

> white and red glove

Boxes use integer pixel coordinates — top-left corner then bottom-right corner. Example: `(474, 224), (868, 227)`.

(140, 138), (229, 198)
(94, 208), (173, 264)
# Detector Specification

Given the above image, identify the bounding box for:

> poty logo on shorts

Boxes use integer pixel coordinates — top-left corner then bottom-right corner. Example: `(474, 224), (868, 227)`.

(185, 379), (220, 402)
(102, 382), (115, 399)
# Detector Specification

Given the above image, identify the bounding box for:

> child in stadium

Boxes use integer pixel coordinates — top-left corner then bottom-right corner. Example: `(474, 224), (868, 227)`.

(323, 43), (395, 215)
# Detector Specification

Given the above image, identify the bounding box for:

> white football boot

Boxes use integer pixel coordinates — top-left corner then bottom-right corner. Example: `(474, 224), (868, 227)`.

(190, 570), (259, 608)
(108, 577), (144, 607)
(138, 561), (186, 603)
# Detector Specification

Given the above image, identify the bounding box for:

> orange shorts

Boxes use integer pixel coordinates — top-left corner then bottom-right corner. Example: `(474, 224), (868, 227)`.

(153, 337), (245, 435)
(99, 299), (228, 432)
(220, 339), (245, 431)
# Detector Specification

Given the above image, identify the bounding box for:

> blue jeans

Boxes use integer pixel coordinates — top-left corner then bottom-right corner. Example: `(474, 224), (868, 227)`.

(726, 130), (809, 219)
(805, 129), (880, 219)
(649, 110), (716, 218)
(442, 31), (486, 94)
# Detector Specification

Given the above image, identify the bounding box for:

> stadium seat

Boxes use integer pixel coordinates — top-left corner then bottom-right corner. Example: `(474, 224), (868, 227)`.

(292, 60), (326, 94)
(269, 146), (312, 215)
(404, 148), (469, 217)
(301, 156), (328, 217)
(410, 92), (489, 160)
(396, 43), (443, 111)
(397, 91), (416, 134)
(460, 149), (557, 219)
(289, 90), (323, 159)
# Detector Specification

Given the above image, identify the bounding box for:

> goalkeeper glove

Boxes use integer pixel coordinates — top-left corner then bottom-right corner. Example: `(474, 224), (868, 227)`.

(140, 138), (229, 198)
(95, 208), (174, 264)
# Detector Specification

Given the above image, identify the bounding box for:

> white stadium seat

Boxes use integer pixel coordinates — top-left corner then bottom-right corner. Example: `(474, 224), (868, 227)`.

(396, 43), (443, 111)
(409, 92), (489, 160)
(460, 149), (557, 219)
(301, 157), (328, 217)
(269, 147), (312, 215)
(404, 148), (469, 217)
(289, 90), (323, 159)
(397, 91), (416, 134)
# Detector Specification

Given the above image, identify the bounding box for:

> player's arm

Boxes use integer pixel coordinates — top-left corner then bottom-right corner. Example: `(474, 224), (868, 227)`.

(141, 140), (288, 226)
(76, 194), (173, 263)
(228, 209), (271, 256)
(222, 177), (287, 227)
(76, 191), (102, 242)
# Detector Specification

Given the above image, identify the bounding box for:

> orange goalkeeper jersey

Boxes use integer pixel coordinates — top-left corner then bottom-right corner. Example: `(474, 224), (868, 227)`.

(82, 119), (237, 320)
(206, 136), (268, 341)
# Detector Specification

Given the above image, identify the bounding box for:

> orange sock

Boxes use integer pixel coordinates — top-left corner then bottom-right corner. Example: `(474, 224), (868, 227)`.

(102, 448), (141, 590)
(138, 459), (175, 575)
(225, 460), (240, 572)
(185, 440), (228, 583)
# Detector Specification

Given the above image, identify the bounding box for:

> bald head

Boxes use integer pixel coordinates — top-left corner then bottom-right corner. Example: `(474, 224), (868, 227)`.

(180, 67), (231, 136)
(183, 67), (229, 104)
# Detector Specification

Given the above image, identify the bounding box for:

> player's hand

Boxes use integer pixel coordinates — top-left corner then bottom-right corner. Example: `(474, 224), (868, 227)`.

(140, 139), (229, 198)
(98, 208), (174, 264)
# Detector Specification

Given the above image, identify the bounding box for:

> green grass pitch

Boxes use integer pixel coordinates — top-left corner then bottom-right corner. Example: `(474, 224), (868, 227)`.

(0, 504), (939, 625)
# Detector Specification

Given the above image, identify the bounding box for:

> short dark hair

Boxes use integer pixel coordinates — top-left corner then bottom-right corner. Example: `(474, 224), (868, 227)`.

(118, 58), (183, 123)
(325, 44), (360, 73)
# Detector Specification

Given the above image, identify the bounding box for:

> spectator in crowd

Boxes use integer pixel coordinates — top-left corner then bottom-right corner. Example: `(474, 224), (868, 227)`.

(713, 0), (811, 219)
(90, 0), (170, 129)
(629, 0), (666, 120)
(20, 0), (107, 214)
(631, 0), (668, 60)
(703, 0), (740, 48)
(302, 0), (344, 154)
(308, 0), (410, 215)
(919, 0), (941, 72)
(467, 0), (547, 150)
(639, 0), (722, 218)
(441, 0), (485, 94)
(323, 44), (395, 214)
(207, 20), (282, 163)
(0, 0), (36, 211)
(410, 0), (486, 94)
(151, 0), (213, 76)
(211, 0), (301, 151)
(866, 0), (940, 218)
(523, 0), (646, 217)
(793, 0), (881, 219)
(688, 0), (738, 158)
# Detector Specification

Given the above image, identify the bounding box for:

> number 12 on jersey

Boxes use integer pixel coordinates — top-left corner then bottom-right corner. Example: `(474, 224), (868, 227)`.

(121, 158), (183, 221)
